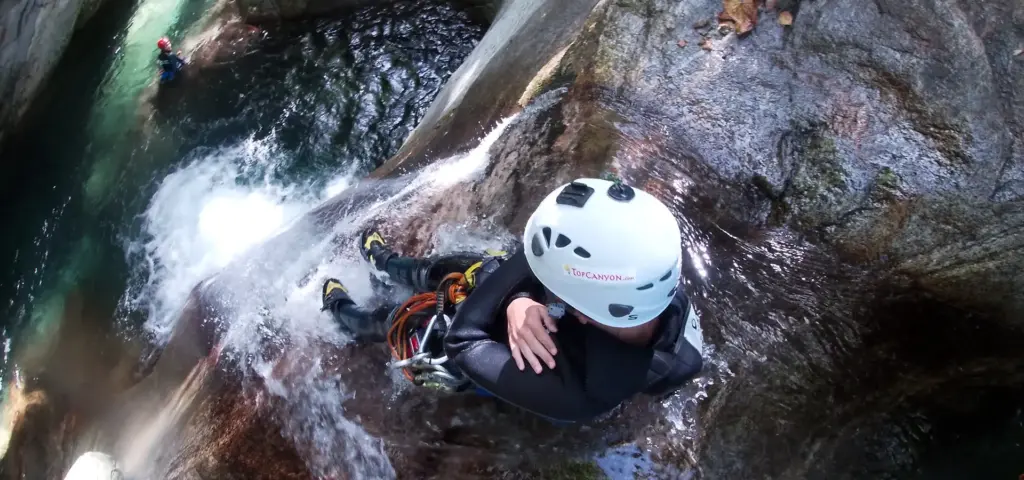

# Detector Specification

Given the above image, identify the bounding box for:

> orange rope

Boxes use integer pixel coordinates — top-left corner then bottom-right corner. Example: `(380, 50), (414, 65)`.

(386, 273), (470, 382)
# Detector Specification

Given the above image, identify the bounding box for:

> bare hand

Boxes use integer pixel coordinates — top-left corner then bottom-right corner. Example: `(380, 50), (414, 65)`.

(506, 297), (559, 374)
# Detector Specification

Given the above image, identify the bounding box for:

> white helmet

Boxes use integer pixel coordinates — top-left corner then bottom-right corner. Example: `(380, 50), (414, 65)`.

(523, 178), (683, 328)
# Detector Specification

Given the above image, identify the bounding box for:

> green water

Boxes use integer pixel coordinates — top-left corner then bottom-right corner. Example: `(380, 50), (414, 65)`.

(0, 0), (483, 403)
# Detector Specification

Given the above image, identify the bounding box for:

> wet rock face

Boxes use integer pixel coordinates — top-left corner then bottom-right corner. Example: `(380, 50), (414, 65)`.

(136, 0), (1019, 476)
(389, 0), (1024, 314)
(8, 0), (1019, 477)
(369, 0), (1024, 476)
(585, 0), (1024, 313)
(0, 0), (110, 144)
(372, 0), (604, 178)
(237, 0), (499, 24)
(91, 281), (671, 479)
(236, 0), (375, 23)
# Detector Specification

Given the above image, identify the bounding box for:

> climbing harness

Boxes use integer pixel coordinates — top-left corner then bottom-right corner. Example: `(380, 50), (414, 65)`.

(385, 271), (473, 392)
(384, 250), (510, 393)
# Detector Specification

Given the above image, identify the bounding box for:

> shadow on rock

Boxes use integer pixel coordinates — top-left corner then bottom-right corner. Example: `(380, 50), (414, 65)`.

(0, 288), (148, 480)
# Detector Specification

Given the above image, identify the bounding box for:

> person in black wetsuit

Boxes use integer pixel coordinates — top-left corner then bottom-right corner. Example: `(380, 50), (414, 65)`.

(321, 178), (704, 423)
(156, 37), (185, 80)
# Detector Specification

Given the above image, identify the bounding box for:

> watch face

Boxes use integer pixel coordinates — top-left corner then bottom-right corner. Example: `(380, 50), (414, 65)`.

(547, 302), (566, 319)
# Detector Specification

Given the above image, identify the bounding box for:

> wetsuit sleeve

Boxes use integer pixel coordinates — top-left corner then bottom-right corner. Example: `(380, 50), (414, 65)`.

(444, 251), (648, 422)
(499, 284), (546, 314)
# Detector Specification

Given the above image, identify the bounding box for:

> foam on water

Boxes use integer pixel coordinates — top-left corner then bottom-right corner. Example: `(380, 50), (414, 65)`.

(122, 115), (519, 477)
(121, 135), (346, 341)
(63, 451), (123, 480)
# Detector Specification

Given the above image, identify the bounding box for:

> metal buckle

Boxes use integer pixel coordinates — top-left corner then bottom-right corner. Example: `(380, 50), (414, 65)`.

(387, 313), (469, 392)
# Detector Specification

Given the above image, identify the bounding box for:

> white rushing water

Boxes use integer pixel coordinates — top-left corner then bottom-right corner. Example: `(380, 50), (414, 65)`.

(120, 135), (354, 342)
(118, 114), (520, 478)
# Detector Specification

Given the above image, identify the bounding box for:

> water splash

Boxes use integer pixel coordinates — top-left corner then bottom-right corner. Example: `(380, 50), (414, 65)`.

(64, 451), (123, 480)
(119, 115), (519, 477)
(119, 135), (352, 342)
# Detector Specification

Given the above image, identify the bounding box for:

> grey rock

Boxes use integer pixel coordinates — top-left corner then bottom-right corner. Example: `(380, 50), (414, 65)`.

(0, 0), (109, 144)
(7, 0), (1021, 477)
(372, 0), (1024, 476)
(387, 0), (1024, 316)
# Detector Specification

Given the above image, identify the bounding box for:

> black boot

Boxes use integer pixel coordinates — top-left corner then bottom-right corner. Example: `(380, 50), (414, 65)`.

(358, 229), (425, 289)
(357, 229), (485, 293)
(359, 229), (393, 271)
(321, 278), (354, 311)
(321, 277), (390, 342)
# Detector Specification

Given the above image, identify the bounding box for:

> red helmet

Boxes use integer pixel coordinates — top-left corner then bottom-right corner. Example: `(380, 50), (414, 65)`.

(157, 37), (171, 50)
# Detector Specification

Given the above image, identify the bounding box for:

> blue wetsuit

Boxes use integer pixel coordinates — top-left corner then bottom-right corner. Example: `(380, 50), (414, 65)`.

(157, 51), (185, 82)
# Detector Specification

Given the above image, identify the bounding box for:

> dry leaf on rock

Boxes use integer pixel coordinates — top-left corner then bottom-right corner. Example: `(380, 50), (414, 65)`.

(719, 0), (760, 35)
(677, 39), (688, 48)
(779, 11), (793, 26)
(699, 37), (713, 51)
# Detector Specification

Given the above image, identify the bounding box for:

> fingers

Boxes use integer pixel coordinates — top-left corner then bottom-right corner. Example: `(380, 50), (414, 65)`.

(519, 342), (545, 374)
(507, 302), (559, 374)
(509, 315), (528, 372)
(528, 307), (558, 357)
(520, 328), (555, 370)
(528, 321), (557, 357)
(539, 308), (558, 333)
(510, 328), (540, 373)
(509, 339), (525, 371)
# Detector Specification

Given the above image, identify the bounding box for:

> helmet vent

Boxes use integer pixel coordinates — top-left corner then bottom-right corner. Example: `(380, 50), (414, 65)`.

(667, 287), (677, 297)
(659, 269), (673, 282)
(555, 234), (571, 248)
(531, 234), (545, 257)
(636, 283), (654, 291)
(542, 227), (552, 246)
(608, 304), (635, 318)
(573, 247), (591, 258)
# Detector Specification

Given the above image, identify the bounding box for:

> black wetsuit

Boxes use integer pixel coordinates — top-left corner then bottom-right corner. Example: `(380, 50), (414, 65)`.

(326, 246), (703, 423)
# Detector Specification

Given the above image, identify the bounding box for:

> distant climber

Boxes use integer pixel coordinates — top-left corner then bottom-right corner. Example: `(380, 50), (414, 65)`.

(156, 37), (186, 84)
(320, 178), (705, 423)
